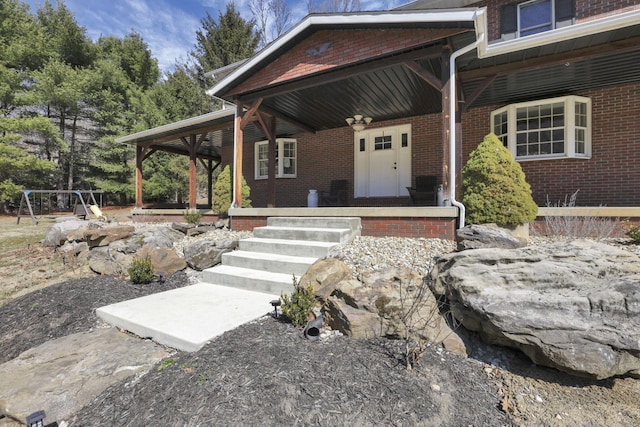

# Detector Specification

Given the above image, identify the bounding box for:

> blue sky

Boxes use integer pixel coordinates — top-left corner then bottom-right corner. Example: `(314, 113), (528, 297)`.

(22, 0), (403, 74)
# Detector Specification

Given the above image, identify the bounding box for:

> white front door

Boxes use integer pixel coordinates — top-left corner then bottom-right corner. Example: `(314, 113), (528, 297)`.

(354, 124), (411, 198)
(369, 133), (397, 196)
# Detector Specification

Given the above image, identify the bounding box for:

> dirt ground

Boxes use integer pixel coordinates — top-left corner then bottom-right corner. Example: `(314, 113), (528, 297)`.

(1, 211), (639, 426)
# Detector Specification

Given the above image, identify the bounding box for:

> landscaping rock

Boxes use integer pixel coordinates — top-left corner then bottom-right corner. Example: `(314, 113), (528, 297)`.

(0, 328), (169, 425)
(172, 222), (195, 234)
(137, 246), (186, 275)
(455, 224), (526, 251)
(137, 226), (184, 248)
(88, 247), (130, 275)
(313, 265), (466, 355)
(298, 258), (352, 300)
(42, 220), (87, 247)
(432, 239), (640, 379)
(84, 225), (135, 248)
(183, 238), (237, 271)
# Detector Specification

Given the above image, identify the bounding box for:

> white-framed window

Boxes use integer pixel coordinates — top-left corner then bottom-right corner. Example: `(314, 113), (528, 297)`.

(500, 0), (575, 40)
(519, 0), (553, 37)
(254, 138), (297, 179)
(491, 95), (591, 161)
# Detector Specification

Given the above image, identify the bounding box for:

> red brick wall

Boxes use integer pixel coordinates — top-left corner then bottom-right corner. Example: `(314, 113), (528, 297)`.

(461, 82), (640, 206)
(221, 85), (640, 209)
(227, 28), (461, 96)
(223, 115), (444, 208)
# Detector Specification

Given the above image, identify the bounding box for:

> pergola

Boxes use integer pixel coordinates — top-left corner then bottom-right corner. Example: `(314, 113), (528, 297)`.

(115, 107), (302, 209)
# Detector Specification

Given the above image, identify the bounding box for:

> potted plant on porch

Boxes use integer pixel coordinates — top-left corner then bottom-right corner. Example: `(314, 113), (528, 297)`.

(461, 133), (538, 241)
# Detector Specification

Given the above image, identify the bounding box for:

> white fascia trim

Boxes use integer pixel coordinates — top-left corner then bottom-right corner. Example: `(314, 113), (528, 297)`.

(115, 109), (235, 144)
(206, 9), (481, 97)
(479, 8), (640, 58)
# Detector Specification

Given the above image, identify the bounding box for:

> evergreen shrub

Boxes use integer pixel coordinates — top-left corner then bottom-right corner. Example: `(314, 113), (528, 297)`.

(461, 133), (538, 226)
(212, 165), (252, 216)
(281, 276), (316, 327)
(128, 255), (155, 284)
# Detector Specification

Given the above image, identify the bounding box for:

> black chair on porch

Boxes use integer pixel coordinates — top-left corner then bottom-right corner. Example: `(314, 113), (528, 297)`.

(406, 175), (437, 206)
(320, 179), (348, 206)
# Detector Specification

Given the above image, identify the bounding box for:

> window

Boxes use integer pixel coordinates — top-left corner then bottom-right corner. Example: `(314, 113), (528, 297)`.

(500, 0), (575, 40)
(491, 95), (591, 161)
(254, 139), (297, 179)
(519, 0), (552, 36)
(374, 135), (392, 150)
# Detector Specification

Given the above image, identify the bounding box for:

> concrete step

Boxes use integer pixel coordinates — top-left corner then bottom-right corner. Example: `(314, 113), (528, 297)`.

(201, 265), (297, 296)
(238, 237), (338, 258)
(253, 226), (352, 243)
(267, 216), (361, 234)
(222, 250), (317, 275)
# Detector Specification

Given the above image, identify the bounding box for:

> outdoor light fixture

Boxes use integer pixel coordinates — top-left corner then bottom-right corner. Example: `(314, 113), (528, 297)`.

(345, 114), (372, 131)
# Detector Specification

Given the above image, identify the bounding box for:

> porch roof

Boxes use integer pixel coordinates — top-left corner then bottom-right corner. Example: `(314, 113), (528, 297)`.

(114, 106), (300, 160)
(207, 8), (640, 132)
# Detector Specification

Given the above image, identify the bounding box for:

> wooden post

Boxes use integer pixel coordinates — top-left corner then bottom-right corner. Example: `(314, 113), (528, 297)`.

(267, 116), (277, 208)
(135, 145), (144, 208)
(234, 102), (244, 208)
(441, 49), (451, 199)
(188, 134), (197, 209)
(207, 159), (213, 207)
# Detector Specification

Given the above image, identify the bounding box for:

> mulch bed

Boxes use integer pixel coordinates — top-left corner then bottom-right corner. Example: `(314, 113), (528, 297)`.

(0, 274), (512, 426)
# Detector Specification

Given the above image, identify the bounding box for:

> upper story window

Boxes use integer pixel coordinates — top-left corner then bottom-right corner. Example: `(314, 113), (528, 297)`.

(491, 95), (591, 161)
(254, 138), (297, 179)
(500, 0), (575, 40)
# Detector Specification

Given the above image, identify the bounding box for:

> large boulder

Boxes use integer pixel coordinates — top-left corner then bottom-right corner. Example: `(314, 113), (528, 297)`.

(88, 247), (132, 275)
(455, 224), (526, 251)
(432, 239), (640, 379)
(84, 225), (135, 248)
(298, 258), (352, 300)
(136, 246), (186, 275)
(183, 238), (238, 270)
(307, 262), (466, 355)
(110, 226), (184, 254)
(42, 219), (87, 247)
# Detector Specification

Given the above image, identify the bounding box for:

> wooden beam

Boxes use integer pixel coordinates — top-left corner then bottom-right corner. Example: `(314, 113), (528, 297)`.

(238, 44), (449, 103)
(460, 37), (640, 82)
(403, 60), (442, 90)
(146, 144), (220, 161)
(255, 103), (316, 134)
(240, 98), (263, 130)
(461, 75), (496, 112)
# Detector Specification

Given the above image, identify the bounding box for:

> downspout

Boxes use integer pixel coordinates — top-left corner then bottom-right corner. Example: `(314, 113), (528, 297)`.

(449, 33), (484, 229)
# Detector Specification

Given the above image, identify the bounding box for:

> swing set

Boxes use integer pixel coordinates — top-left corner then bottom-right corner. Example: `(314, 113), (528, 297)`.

(16, 189), (104, 224)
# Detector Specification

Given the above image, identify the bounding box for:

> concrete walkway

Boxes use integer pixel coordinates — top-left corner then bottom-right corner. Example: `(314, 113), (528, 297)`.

(97, 283), (276, 352)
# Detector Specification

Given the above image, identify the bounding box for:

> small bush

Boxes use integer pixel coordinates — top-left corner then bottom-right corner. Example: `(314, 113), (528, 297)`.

(183, 209), (202, 225)
(280, 275), (315, 327)
(212, 165), (252, 216)
(128, 255), (155, 284)
(462, 133), (538, 226)
(627, 225), (640, 243)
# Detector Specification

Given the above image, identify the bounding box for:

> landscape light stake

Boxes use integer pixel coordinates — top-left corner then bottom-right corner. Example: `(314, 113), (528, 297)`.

(270, 299), (281, 318)
(26, 410), (45, 427)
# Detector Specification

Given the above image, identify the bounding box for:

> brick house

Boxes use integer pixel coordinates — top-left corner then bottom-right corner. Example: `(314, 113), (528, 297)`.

(121, 0), (640, 237)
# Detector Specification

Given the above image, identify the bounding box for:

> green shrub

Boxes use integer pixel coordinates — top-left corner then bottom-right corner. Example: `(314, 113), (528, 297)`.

(128, 255), (155, 284)
(627, 225), (640, 243)
(462, 133), (538, 227)
(280, 276), (316, 327)
(212, 165), (252, 216)
(183, 209), (202, 225)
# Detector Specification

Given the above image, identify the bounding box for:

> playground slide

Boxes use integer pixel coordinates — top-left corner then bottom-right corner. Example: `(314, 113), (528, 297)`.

(89, 204), (106, 220)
